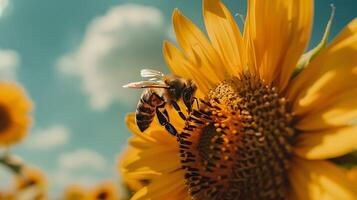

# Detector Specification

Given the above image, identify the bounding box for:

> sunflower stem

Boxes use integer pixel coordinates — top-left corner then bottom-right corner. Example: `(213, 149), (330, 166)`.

(292, 4), (335, 79)
(0, 153), (23, 174)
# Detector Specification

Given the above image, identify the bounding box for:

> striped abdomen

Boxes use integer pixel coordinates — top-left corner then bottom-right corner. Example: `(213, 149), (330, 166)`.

(136, 90), (164, 132)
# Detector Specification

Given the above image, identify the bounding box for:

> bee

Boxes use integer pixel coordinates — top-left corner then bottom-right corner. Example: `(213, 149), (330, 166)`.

(123, 69), (198, 136)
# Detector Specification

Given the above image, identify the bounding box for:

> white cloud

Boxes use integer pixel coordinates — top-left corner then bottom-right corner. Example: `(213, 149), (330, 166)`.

(167, 25), (176, 42)
(51, 149), (109, 193)
(0, 49), (20, 81)
(0, 0), (9, 17)
(57, 4), (168, 110)
(58, 149), (107, 171)
(0, 164), (12, 189)
(25, 125), (70, 150)
(52, 169), (98, 188)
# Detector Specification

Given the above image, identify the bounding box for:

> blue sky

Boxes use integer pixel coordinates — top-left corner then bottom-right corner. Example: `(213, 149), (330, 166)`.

(0, 0), (356, 197)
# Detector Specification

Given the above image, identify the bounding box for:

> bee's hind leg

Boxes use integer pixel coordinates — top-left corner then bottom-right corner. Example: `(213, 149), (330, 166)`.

(156, 105), (178, 136)
(170, 101), (187, 121)
(162, 109), (170, 122)
(157, 103), (170, 122)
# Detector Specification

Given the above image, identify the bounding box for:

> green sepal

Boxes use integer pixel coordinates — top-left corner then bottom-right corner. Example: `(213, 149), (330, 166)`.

(0, 153), (23, 174)
(331, 150), (357, 169)
(292, 4), (336, 79)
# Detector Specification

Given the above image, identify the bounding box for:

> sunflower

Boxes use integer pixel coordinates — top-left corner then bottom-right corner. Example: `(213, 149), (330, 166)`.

(14, 166), (47, 200)
(88, 181), (119, 200)
(0, 81), (32, 146)
(0, 192), (14, 200)
(64, 185), (88, 200)
(121, 0), (357, 199)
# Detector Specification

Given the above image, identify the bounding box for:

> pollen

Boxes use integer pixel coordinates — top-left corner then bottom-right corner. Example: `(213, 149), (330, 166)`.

(178, 74), (295, 200)
(0, 104), (11, 132)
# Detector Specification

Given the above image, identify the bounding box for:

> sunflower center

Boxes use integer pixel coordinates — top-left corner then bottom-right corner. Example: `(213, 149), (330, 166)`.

(19, 178), (38, 189)
(179, 74), (295, 200)
(97, 191), (108, 200)
(0, 103), (11, 132)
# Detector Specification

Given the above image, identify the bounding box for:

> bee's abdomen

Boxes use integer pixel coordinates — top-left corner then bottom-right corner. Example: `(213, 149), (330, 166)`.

(135, 91), (163, 132)
(136, 103), (154, 132)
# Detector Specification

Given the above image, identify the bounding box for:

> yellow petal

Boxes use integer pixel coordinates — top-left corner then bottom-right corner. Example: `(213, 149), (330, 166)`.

(288, 19), (357, 118)
(125, 113), (157, 144)
(163, 41), (212, 95)
(296, 88), (357, 130)
(122, 111), (182, 180)
(172, 9), (227, 84)
(244, 0), (313, 90)
(203, 0), (244, 75)
(347, 167), (357, 184)
(120, 146), (175, 188)
(132, 170), (188, 200)
(125, 112), (180, 145)
(125, 146), (180, 174)
(294, 126), (357, 159)
(289, 158), (357, 200)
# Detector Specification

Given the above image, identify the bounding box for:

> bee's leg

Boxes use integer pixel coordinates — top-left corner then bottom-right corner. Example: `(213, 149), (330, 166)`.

(162, 109), (170, 122)
(157, 102), (169, 121)
(156, 106), (178, 136)
(170, 101), (187, 121)
(193, 97), (200, 109)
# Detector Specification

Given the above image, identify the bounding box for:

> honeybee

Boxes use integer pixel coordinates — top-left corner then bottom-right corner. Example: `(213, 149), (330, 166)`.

(123, 69), (198, 136)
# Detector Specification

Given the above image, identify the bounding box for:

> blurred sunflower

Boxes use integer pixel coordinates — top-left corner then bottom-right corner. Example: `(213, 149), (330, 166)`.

(0, 192), (14, 200)
(64, 185), (88, 200)
(15, 166), (47, 200)
(0, 192), (7, 200)
(0, 82), (32, 147)
(89, 181), (119, 200)
(121, 0), (357, 199)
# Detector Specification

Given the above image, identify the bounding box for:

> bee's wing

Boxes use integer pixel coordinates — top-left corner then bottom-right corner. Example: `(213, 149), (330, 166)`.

(140, 69), (164, 79)
(123, 81), (169, 89)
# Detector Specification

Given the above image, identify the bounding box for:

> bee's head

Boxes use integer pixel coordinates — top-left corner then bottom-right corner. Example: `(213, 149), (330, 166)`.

(182, 80), (197, 111)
